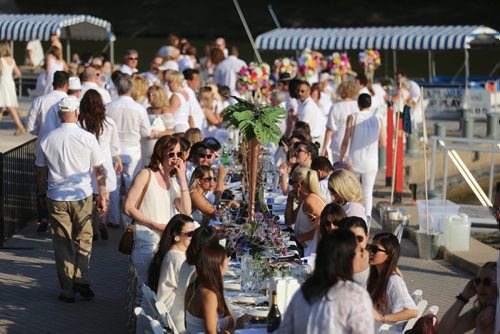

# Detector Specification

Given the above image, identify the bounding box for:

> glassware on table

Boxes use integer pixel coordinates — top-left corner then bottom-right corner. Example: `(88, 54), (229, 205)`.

(215, 205), (225, 222)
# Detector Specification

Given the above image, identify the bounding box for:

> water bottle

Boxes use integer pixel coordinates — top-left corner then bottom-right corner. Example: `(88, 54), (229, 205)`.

(221, 145), (229, 166)
(301, 259), (312, 282)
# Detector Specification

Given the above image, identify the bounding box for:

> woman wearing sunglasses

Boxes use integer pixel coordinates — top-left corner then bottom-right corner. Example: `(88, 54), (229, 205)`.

(367, 233), (417, 331)
(148, 214), (196, 311)
(337, 216), (370, 287)
(304, 203), (346, 257)
(438, 261), (497, 334)
(189, 165), (226, 225)
(286, 167), (326, 251)
(124, 135), (192, 285)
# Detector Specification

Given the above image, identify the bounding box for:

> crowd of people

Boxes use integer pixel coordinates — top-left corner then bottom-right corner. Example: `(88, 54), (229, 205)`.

(5, 32), (495, 333)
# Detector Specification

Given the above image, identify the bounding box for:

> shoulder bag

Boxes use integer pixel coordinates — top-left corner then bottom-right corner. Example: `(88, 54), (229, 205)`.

(118, 169), (152, 255)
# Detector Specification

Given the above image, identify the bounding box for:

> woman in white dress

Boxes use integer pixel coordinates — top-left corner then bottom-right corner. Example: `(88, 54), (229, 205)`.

(124, 135), (191, 284)
(278, 229), (374, 334)
(147, 214), (196, 311)
(337, 216), (371, 287)
(78, 89), (122, 240)
(43, 45), (66, 94)
(367, 233), (418, 332)
(189, 165), (226, 225)
(322, 80), (359, 162)
(167, 71), (191, 132)
(327, 168), (367, 223)
(184, 244), (234, 334)
(339, 93), (386, 225)
(171, 225), (218, 333)
(0, 41), (25, 135)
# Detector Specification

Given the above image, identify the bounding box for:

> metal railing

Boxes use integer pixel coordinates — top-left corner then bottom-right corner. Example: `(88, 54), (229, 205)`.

(430, 136), (500, 206)
(0, 139), (37, 246)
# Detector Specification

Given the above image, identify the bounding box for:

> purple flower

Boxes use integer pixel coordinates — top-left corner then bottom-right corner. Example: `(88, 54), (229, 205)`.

(255, 212), (264, 222)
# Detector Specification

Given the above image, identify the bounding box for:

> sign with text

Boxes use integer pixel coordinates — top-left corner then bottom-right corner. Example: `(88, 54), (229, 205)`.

(424, 88), (499, 119)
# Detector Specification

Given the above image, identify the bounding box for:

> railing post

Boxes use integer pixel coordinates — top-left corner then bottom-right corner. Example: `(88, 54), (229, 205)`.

(487, 113), (499, 139)
(434, 123), (446, 138)
(430, 137), (437, 191)
(0, 153), (4, 247)
(462, 109), (474, 138)
(443, 148), (449, 200)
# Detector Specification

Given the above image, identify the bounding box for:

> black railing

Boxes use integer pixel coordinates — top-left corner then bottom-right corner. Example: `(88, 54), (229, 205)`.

(0, 139), (37, 246)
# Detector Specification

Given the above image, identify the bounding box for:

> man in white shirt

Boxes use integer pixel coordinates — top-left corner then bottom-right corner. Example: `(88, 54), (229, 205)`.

(214, 37), (229, 58)
(79, 66), (112, 104)
(25, 40), (44, 68)
(106, 74), (153, 228)
(37, 96), (107, 303)
(119, 50), (139, 75)
(143, 55), (163, 87)
(183, 68), (205, 131)
(214, 46), (246, 92)
(297, 81), (326, 150)
(26, 71), (69, 232)
(311, 156), (334, 203)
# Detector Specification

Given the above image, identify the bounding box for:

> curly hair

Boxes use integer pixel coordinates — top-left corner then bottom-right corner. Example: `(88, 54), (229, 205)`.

(131, 74), (149, 102)
(79, 89), (107, 140)
(336, 80), (359, 100)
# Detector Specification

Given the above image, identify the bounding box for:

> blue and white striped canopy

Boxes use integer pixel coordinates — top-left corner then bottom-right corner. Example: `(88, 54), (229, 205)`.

(0, 14), (113, 41)
(255, 26), (500, 51)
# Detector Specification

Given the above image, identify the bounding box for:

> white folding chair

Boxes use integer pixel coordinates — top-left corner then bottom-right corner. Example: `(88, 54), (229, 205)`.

(134, 307), (164, 334)
(426, 305), (439, 316)
(141, 283), (179, 334)
(411, 289), (423, 304)
(402, 299), (428, 332)
(393, 223), (404, 243)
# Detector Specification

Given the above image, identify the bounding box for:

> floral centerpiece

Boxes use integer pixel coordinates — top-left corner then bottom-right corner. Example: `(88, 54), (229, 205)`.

(328, 52), (351, 83)
(223, 97), (286, 221)
(359, 49), (382, 80)
(273, 57), (297, 81)
(298, 51), (318, 83)
(238, 62), (271, 92)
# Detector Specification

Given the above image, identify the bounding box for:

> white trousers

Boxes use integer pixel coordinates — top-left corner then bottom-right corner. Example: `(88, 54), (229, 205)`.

(108, 146), (142, 226)
(355, 169), (378, 230)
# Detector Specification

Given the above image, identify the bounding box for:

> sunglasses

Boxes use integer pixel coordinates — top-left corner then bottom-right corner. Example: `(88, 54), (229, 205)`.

(168, 151), (183, 158)
(367, 244), (388, 255)
(198, 153), (213, 159)
(473, 277), (497, 287)
(180, 230), (195, 238)
(128, 57), (138, 61)
(201, 176), (215, 182)
(288, 179), (299, 186)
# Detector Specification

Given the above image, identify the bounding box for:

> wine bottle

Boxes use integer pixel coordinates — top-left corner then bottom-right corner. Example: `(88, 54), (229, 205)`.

(267, 291), (281, 333)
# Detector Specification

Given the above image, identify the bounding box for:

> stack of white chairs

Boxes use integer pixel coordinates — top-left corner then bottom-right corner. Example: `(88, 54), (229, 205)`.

(378, 289), (439, 334)
(134, 307), (164, 334)
(140, 283), (179, 334)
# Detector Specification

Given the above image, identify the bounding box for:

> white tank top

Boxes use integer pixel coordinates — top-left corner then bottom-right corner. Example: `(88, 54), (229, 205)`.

(349, 111), (381, 173)
(134, 170), (180, 245)
(173, 92), (190, 129)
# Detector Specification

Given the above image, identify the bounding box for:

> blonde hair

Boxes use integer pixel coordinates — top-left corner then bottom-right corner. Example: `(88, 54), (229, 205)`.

(336, 80), (359, 100)
(147, 85), (169, 109)
(166, 70), (184, 86)
(0, 41), (11, 57)
(292, 167), (323, 200)
(131, 74), (149, 102)
(328, 169), (363, 204)
(184, 128), (204, 146)
(199, 88), (214, 110)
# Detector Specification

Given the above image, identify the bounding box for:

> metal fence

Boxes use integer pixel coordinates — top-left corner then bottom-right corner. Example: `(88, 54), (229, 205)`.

(0, 139), (37, 246)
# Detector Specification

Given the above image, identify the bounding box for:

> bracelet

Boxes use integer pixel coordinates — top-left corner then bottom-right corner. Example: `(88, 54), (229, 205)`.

(456, 293), (469, 304)
(181, 189), (189, 193)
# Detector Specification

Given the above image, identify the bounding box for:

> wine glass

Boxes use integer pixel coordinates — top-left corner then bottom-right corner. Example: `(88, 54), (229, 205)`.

(215, 206), (225, 222)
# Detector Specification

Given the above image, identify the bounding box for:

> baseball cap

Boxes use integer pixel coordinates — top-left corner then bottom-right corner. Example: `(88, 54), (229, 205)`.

(278, 72), (292, 82)
(68, 77), (82, 90)
(159, 60), (179, 72)
(58, 96), (80, 113)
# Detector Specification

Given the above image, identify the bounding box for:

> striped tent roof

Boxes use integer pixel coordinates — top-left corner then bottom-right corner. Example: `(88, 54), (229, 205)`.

(0, 14), (113, 41)
(255, 26), (500, 51)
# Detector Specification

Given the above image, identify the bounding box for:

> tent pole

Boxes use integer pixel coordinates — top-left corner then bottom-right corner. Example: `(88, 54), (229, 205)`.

(428, 50), (432, 83)
(464, 48), (470, 85)
(392, 50), (397, 78)
(110, 40), (115, 66)
(232, 0), (262, 63)
(65, 27), (71, 64)
(10, 41), (14, 58)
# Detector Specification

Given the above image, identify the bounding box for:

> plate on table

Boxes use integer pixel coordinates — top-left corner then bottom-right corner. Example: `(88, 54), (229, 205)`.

(230, 293), (267, 305)
(223, 279), (241, 291)
(244, 306), (269, 318)
(224, 269), (240, 278)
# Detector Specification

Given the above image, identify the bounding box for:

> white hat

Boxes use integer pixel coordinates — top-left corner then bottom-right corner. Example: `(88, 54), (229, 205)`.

(59, 96), (80, 113)
(159, 60), (179, 72)
(319, 72), (331, 82)
(68, 77), (82, 90)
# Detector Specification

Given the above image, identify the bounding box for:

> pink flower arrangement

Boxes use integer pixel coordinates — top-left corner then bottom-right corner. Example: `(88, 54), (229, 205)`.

(298, 52), (318, 80)
(273, 57), (297, 80)
(238, 62), (271, 91)
(359, 49), (382, 74)
(328, 52), (351, 77)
